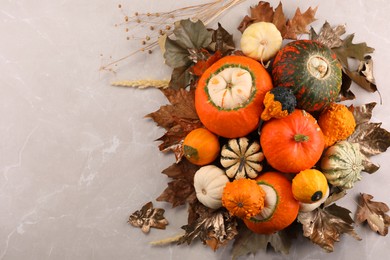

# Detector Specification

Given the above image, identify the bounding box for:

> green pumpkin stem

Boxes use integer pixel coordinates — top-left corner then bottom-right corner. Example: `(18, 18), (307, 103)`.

(294, 134), (309, 142)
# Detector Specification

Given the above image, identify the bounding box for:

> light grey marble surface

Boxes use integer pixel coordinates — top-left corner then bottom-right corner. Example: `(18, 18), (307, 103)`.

(1, 0), (390, 259)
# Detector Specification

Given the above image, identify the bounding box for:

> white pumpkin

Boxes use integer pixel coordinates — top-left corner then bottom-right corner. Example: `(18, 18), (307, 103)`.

(194, 165), (229, 209)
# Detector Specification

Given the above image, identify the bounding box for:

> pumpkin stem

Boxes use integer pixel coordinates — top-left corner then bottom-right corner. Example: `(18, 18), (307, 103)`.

(294, 134), (309, 142)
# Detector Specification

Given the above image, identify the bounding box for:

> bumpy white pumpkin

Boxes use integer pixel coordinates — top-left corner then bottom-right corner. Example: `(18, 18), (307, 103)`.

(240, 22), (283, 62)
(194, 165), (229, 209)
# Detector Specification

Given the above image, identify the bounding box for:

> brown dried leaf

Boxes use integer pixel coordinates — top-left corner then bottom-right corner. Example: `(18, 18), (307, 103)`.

(250, 1), (273, 22)
(311, 21), (346, 48)
(323, 188), (347, 207)
(208, 23), (235, 54)
(231, 224), (291, 259)
(284, 6), (318, 39)
(343, 56), (378, 93)
(179, 202), (238, 251)
(356, 193), (390, 236)
(337, 70), (356, 101)
(146, 88), (202, 161)
(156, 160), (199, 208)
(272, 2), (287, 37)
(298, 204), (361, 252)
(332, 34), (375, 69)
(349, 102), (376, 125)
(128, 201), (168, 233)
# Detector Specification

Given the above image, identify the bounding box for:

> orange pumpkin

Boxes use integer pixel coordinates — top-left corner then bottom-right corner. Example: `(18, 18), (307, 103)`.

(260, 109), (325, 173)
(183, 128), (220, 165)
(222, 178), (266, 219)
(195, 55), (273, 138)
(244, 171), (299, 234)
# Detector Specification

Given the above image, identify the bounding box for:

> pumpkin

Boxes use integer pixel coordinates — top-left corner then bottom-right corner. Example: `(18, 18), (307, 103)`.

(220, 137), (264, 179)
(260, 109), (325, 173)
(244, 171), (299, 234)
(222, 179), (266, 219)
(299, 186), (329, 212)
(183, 128), (220, 166)
(240, 22), (283, 62)
(272, 40), (342, 112)
(321, 141), (364, 189)
(193, 165), (229, 209)
(318, 103), (356, 147)
(292, 169), (328, 204)
(195, 55), (273, 138)
(261, 86), (297, 121)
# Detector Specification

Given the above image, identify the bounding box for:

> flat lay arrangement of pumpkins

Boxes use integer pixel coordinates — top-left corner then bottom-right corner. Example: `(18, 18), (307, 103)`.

(189, 33), (356, 234)
(118, 0), (390, 256)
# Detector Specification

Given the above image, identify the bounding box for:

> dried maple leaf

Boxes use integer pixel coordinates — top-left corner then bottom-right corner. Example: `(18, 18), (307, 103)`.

(146, 88), (202, 162)
(347, 103), (390, 173)
(179, 201), (238, 251)
(156, 160), (199, 207)
(238, 1), (316, 40)
(231, 224), (291, 259)
(356, 193), (390, 236)
(284, 6), (318, 39)
(298, 204), (361, 252)
(128, 201), (168, 233)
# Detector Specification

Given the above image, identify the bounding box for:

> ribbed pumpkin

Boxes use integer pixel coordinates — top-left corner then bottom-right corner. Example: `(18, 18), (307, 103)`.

(195, 55), (273, 138)
(321, 141), (364, 189)
(272, 40), (342, 112)
(220, 137), (264, 179)
(260, 109), (325, 173)
(183, 128), (220, 166)
(194, 165), (229, 209)
(222, 179), (266, 219)
(292, 169), (328, 204)
(244, 172), (299, 234)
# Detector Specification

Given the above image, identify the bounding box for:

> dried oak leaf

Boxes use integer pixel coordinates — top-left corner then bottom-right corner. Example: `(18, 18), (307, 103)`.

(332, 34), (375, 69)
(343, 56), (378, 93)
(298, 204), (361, 252)
(128, 201), (168, 233)
(179, 201), (238, 251)
(310, 21), (346, 48)
(356, 193), (390, 236)
(146, 88), (202, 162)
(284, 6), (318, 40)
(231, 224), (291, 259)
(156, 160), (199, 208)
(348, 102), (390, 173)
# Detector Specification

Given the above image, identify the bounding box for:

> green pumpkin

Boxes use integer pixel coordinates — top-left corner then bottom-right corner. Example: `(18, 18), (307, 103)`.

(272, 40), (342, 112)
(320, 141), (364, 189)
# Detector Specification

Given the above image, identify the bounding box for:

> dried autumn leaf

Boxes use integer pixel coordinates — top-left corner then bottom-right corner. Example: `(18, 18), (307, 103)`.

(347, 103), (390, 173)
(179, 202), (238, 251)
(208, 23), (235, 54)
(231, 224), (291, 259)
(190, 50), (222, 77)
(323, 188), (347, 207)
(298, 204), (361, 252)
(338, 70), (356, 101)
(332, 34), (375, 69)
(310, 21), (346, 48)
(156, 160), (199, 207)
(164, 19), (213, 69)
(146, 88), (202, 161)
(284, 6), (318, 39)
(356, 193), (390, 236)
(343, 56), (378, 93)
(128, 201), (168, 233)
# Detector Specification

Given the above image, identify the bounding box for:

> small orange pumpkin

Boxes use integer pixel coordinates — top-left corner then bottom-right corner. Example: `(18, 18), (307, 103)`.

(244, 171), (299, 234)
(183, 128), (220, 165)
(222, 179), (266, 219)
(195, 55), (273, 138)
(260, 109), (325, 173)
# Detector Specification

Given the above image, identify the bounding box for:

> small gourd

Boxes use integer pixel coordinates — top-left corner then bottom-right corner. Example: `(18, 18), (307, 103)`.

(292, 169), (328, 204)
(193, 165), (229, 209)
(318, 103), (356, 147)
(240, 22), (283, 62)
(220, 137), (264, 179)
(261, 86), (297, 121)
(321, 141), (364, 189)
(299, 186), (329, 212)
(222, 179), (266, 219)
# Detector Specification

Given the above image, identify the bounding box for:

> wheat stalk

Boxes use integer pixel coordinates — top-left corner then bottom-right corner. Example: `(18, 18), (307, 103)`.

(111, 79), (169, 89)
